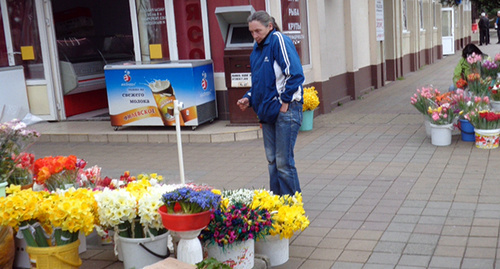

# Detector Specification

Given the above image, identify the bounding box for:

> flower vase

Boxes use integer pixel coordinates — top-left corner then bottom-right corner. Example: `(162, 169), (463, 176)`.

(118, 232), (170, 269)
(474, 129), (500, 149)
(205, 239), (255, 269)
(0, 181), (7, 198)
(300, 110), (314, 131)
(158, 206), (211, 265)
(491, 100), (500, 112)
(429, 123), (453, 146)
(255, 235), (289, 266)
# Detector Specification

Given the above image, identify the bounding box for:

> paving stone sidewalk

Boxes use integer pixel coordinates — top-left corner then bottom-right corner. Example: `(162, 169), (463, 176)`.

(29, 43), (500, 269)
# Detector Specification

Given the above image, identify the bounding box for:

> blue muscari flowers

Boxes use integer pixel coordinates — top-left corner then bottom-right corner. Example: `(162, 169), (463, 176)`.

(162, 187), (221, 214)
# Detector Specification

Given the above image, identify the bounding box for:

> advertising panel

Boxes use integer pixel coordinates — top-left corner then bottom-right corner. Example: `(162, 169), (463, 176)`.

(104, 60), (216, 127)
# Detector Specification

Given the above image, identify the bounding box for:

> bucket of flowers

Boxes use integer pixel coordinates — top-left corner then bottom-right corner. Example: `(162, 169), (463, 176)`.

(0, 119), (39, 194)
(94, 176), (180, 269)
(300, 86), (320, 131)
(464, 109), (500, 149)
(410, 86), (441, 137)
(199, 189), (272, 269)
(158, 184), (221, 265)
(426, 95), (458, 146)
(250, 190), (309, 266)
(451, 89), (490, 142)
(0, 186), (97, 268)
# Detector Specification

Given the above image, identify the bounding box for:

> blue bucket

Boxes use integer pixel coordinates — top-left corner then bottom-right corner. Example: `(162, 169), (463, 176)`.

(300, 110), (314, 131)
(459, 119), (475, 142)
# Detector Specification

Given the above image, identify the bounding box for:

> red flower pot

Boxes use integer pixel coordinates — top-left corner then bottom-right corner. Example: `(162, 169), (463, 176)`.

(158, 205), (211, 232)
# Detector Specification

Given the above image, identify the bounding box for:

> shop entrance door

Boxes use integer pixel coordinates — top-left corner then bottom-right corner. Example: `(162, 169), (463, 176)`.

(442, 7), (455, 55)
(0, 0), (61, 120)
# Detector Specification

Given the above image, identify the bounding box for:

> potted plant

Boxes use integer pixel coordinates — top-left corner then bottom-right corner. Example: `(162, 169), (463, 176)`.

(300, 86), (320, 131)
(0, 119), (39, 194)
(464, 109), (500, 149)
(158, 185), (221, 265)
(199, 190), (272, 269)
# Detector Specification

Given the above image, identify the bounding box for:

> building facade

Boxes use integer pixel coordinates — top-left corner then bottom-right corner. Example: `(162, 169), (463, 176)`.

(0, 0), (472, 122)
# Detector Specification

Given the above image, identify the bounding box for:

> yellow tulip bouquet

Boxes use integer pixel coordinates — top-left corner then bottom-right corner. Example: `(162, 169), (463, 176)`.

(303, 86), (320, 111)
(0, 186), (96, 247)
(251, 190), (309, 239)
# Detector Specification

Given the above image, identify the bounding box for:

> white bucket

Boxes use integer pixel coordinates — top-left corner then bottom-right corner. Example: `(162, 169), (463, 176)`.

(491, 101), (500, 112)
(255, 235), (289, 266)
(119, 232), (170, 269)
(423, 115), (431, 137)
(475, 129), (500, 149)
(430, 123), (453, 146)
(205, 239), (254, 269)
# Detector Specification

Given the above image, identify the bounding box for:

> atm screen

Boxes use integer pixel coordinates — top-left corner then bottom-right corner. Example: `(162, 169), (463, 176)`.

(227, 24), (254, 48)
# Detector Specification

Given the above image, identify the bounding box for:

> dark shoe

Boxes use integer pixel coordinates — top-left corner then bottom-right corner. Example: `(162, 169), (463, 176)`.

(497, 42), (500, 44)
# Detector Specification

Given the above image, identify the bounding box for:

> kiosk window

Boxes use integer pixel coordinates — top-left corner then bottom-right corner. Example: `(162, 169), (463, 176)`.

(226, 24), (254, 48)
(231, 26), (253, 44)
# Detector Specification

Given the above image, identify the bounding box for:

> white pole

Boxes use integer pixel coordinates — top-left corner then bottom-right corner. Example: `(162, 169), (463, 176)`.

(174, 100), (185, 184)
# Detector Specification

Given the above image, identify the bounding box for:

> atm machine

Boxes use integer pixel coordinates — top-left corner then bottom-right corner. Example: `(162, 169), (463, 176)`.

(215, 6), (258, 125)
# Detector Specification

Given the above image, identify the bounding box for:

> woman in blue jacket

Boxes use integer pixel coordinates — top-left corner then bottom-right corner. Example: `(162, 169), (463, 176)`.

(237, 10), (305, 196)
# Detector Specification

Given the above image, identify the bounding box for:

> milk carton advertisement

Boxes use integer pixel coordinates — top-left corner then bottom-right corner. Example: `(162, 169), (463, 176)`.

(104, 60), (216, 127)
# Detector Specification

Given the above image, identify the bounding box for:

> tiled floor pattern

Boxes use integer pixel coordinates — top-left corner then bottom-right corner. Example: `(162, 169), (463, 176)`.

(28, 42), (500, 268)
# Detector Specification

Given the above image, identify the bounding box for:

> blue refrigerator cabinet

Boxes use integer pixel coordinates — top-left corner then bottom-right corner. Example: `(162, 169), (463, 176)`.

(104, 60), (217, 128)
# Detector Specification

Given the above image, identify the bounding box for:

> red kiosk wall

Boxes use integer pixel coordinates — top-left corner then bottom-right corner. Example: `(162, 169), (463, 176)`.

(206, 1), (265, 73)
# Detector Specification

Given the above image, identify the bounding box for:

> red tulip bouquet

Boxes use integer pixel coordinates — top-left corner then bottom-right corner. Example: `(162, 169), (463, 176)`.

(33, 155), (87, 191)
(465, 110), (500, 130)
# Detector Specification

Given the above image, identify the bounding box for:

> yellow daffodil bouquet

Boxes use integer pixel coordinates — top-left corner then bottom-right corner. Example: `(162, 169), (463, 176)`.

(0, 186), (97, 247)
(251, 190), (310, 239)
(303, 86), (320, 111)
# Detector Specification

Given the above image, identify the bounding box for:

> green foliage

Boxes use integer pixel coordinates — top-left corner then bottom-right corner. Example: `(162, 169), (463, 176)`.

(440, 0), (500, 15)
(473, 0), (500, 14)
(196, 258), (231, 269)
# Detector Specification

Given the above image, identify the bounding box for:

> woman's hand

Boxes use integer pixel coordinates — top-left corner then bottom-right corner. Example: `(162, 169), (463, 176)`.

(237, 98), (250, 111)
(280, 102), (289, 113)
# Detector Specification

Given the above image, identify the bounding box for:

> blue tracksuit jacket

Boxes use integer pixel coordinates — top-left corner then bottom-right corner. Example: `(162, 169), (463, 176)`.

(243, 29), (305, 123)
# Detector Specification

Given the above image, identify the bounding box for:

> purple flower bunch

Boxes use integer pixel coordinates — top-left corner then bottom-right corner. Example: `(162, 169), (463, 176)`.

(481, 59), (500, 78)
(161, 186), (221, 214)
(199, 202), (272, 247)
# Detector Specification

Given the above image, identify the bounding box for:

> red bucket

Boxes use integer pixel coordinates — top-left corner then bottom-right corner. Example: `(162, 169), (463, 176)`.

(158, 205), (211, 232)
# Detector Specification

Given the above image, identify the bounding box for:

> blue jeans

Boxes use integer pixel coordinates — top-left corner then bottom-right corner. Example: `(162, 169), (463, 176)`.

(262, 102), (302, 196)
